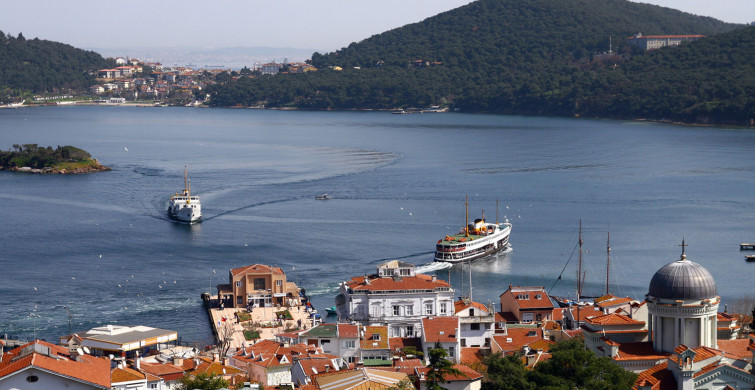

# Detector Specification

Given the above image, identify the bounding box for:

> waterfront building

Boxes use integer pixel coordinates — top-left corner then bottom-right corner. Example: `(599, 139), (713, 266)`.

(335, 260), (455, 338)
(59, 325), (177, 358)
(421, 316), (461, 363)
(454, 298), (495, 348)
(218, 264), (301, 309)
(0, 340), (110, 389)
(499, 286), (556, 324)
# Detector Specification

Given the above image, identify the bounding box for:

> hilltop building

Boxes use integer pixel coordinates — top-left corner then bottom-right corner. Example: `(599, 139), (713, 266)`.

(627, 33), (704, 50)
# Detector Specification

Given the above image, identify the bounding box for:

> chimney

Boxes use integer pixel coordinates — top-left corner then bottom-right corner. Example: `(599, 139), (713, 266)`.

(173, 356), (184, 366)
(432, 275), (437, 282)
(213, 352), (219, 362)
(135, 356), (141, 370)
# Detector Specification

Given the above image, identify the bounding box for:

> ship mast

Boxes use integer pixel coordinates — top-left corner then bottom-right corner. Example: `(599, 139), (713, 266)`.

(496, 198), (499, 225)
(465, 195), (469, 237)
(605, 232), (611, 295)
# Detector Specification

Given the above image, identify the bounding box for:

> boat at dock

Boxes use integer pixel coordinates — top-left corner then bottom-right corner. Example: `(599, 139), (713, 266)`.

(434, 197), (512, 263)
(168, 166), (202, 223)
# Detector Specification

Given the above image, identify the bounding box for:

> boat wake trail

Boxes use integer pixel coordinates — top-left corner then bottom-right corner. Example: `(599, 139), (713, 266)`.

(203, 197), (303, 221)
(415, 261), (453, 273)
(366, 251), (434, 265)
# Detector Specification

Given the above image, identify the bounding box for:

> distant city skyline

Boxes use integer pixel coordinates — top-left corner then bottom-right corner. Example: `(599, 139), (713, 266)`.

(1, 0), (751, 54)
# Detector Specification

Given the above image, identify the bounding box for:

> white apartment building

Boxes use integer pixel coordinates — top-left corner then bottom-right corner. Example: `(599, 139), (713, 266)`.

(335, 261), (455, 338)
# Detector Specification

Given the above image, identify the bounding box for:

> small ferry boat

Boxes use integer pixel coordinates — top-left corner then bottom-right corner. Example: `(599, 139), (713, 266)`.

(434, 197), (512, 263)
(168, 166), (202, 223)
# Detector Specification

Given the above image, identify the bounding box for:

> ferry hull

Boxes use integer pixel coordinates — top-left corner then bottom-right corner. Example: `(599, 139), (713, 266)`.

(168, 207), (202, 223)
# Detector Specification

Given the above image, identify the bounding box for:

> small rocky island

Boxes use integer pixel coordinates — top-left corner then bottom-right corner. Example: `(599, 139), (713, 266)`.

(0, 144), (110, 174)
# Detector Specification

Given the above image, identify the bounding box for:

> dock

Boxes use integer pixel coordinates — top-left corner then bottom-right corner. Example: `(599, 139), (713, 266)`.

(740, 243), (755, 250)
(202, 293), (320, 351)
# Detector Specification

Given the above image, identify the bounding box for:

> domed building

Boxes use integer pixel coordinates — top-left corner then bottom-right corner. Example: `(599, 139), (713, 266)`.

(646, 245), (720, 354)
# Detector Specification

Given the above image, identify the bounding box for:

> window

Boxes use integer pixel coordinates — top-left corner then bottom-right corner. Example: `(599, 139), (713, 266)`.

(522, 313), (534, 323)
(405, 305), (413, 315)
(149, 384), (158, 389)
(344, 340), (355, 349)
(461, 339), (467, 347)
(440, 302), (447, 315)
(253, 278), (265, 290)
(400, 268), (410, 276)
(469, 308), (475, 316)
(470, 323), (480, 331)
(425, 303), (433, 315)
(393, 327), (401, 337)
(237, 296), (243, 304)
(448, 347), (455, 358)
(393, 305), (400, 316)
(406, 326), (414, 337)
(276, 280), (282, 287)
(235, 281), (242, 287)
(372, 333), (380, 341)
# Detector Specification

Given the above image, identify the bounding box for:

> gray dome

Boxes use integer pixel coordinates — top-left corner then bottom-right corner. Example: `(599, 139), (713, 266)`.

(648, 257), (717, 300)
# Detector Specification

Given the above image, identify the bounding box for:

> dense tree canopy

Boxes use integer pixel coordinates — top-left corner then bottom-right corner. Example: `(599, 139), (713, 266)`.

(0, 144), (93, 169)
(0, 30), (113, 95)
(206, 0), (754, 125)
(483, 338), (638, 390)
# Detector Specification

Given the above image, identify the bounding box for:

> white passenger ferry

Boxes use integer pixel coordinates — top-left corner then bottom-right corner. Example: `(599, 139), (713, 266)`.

(434, 198), (511, 263)
(168, 166), (201, 223)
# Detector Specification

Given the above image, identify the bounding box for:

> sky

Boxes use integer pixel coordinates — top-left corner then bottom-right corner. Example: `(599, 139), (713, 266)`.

(0, 0), (752, 53)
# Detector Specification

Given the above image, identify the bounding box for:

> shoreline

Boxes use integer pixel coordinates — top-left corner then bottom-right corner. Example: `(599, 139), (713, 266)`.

(4, 101), (752, 128)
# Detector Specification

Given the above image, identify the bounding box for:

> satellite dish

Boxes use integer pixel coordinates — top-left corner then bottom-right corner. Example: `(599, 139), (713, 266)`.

(76, 348), (84, 356)
(83, 347), (90, 354)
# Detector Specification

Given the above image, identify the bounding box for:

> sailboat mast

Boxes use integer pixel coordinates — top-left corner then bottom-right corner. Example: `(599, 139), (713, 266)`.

(577, 219), (583, 301)
(606, 232), (611, 295)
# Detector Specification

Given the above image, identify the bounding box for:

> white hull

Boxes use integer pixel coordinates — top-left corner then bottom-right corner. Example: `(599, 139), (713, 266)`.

(434, 223), (511, 263)
(168, 203), (202, 223)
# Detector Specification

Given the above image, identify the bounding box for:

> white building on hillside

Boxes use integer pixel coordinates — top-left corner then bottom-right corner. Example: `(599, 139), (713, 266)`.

(335, 261), (455, 338)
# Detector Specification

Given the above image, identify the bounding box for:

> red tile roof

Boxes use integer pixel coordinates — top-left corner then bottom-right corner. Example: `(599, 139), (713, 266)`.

(585, 313), (645, 326)
(460, 347), (484, 364)
(567, 306), (604, 322)
(138, 361), (185, 381)
(595, 297), (634, 309)
(389, 337), (422, 353)
(492, 328), (542, 352)
(235, 341), (320, 368)
(231, 264), (284, 276)
(415, 364), (482, 381)
(668, 345), (719, 365)
(503, 287), (554, 309)
(112, 366), (145, 383)
(633, 361), (675, 390)
(186, 356), (243, 376)
(716, 339), (751, 360)
(422, 317), (458, 343)
(454, 299), (490, 314)
(614, 342), (669, 361)
(347, 274), (451, 292)
(495, 311), (518, 322)
(0, 340), (110, 388)
(338, 324), (359, 338)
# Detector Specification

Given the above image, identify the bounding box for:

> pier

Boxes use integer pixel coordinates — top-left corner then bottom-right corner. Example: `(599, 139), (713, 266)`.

(202, 293), (320, 351)
(740, 243), (755, 250)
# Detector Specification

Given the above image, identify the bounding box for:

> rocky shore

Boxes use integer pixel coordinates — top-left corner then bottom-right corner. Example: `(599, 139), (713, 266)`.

(1, 159), (111, 174)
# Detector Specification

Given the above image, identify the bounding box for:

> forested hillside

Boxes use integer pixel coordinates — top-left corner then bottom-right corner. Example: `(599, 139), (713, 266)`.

(0, 31), (113, 94)
(207, 0), (754, 125)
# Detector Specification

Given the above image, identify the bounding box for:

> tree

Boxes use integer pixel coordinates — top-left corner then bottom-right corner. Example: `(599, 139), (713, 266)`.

(482, 353), (534, 390)
(425, 342), (462, 390)
(177, 373), (229, 390)
(217, 317), (235, 358)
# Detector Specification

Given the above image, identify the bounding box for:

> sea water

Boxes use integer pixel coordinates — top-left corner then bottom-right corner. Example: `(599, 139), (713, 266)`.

(1, 106), (753, 345)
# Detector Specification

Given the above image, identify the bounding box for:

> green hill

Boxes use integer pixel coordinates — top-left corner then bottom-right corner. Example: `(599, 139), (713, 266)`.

(207, 0), (753, 125)
(0, 31), (113, 95)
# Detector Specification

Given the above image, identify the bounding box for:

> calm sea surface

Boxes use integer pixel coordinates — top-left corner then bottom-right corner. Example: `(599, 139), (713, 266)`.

(1, 106), (753, 345)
